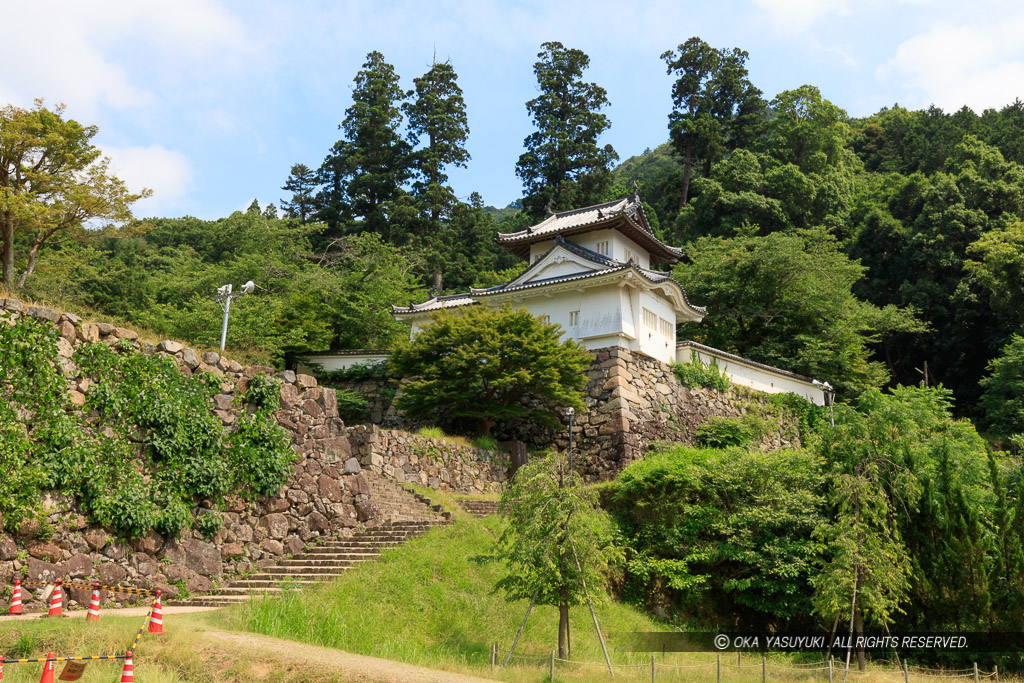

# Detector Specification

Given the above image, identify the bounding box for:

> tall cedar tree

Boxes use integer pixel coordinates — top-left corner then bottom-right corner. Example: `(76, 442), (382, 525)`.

(662, 38), (762, 209)
(317, 52), (413, 242)
(515, 42), (618, 220)
(403, 58), (471, 290)
(280, 163), (318, 223)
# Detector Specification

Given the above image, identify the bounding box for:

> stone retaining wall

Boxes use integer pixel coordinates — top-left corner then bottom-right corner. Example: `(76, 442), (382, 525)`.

(347, 425), (507, 493)
(0, 297), (383, 612)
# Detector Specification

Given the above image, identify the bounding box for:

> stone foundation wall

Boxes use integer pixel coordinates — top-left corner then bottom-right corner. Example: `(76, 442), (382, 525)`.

(347, 425), (507, 493)
(0, 297), (385, 612)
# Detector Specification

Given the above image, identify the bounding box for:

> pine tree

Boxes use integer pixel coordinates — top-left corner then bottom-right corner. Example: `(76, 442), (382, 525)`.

(280, 163), (318, 223)
(317, 51), (413, 242)
(515, 42), (618, 220)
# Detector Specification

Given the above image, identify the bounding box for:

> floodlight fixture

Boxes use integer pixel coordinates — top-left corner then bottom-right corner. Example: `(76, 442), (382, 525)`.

(213, 281), (256, 350)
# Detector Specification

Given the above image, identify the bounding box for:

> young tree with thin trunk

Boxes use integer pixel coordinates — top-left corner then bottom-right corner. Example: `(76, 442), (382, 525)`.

(0, 100), (148, 288)
(493, 452), (620, 659)
(515, 42), (618, 220)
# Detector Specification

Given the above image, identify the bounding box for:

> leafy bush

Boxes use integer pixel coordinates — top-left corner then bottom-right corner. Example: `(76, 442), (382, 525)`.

(671, 352), (730, 391)
(243, 372), (281, 411)
(694, 414), (765, 448)
(318, 361), (391, 383)
(335, 388), (369, 421)
(228, 411), (295, 497)
(155, 499), (192, 538)
(194, 511), (223, 539)
(767, 392), (826, 441)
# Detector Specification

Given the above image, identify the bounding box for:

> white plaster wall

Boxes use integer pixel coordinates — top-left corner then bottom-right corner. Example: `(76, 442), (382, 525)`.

(636, 289), (677, 363)
(528, 240), (555, 263)
(573, 229), (650, 268)
(675, 344), (827, 406)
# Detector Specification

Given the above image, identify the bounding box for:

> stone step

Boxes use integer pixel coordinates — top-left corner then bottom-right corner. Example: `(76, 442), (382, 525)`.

(279, 556), (378, 566)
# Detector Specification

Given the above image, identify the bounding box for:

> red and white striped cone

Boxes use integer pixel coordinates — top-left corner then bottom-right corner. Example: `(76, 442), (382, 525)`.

(119, 651), (134, 683)
(38, 651), (55, 683)
(148, 590), (163, 634)
(1, 657), (4, 681)
(85, 583), (101, 623)
(8, 579), (23, 615)
(47, 581), (62, 617)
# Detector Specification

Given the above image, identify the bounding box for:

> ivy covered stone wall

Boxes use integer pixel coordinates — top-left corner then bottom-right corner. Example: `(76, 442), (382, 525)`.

(0, 297), (383, 612)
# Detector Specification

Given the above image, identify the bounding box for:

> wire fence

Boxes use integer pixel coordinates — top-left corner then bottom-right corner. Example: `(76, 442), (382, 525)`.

(494, 647), (1004, 682)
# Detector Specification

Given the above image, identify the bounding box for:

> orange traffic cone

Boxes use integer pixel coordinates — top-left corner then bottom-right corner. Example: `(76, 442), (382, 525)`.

(148, 590), (163, 634)
(47, 581), (62, 617)
(119, 651), (134, 682)
(38, 651), (55, 683)
(9, 579), (23, 615)
(85, 583), (101, 623)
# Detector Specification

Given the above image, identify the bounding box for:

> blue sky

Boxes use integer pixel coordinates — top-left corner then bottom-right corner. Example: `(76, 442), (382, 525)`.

(5, 0), (1024, 220)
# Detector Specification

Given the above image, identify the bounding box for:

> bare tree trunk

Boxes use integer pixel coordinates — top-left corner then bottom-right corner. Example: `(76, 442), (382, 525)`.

(558, 603), (570, 659)
(15, 241), (41, 288)
(855, 605), (866, 671)
(678, 137), (694, 210)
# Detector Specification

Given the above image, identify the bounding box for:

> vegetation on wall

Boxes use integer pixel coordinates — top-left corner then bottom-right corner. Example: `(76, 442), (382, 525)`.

(0, 313), (294, 539)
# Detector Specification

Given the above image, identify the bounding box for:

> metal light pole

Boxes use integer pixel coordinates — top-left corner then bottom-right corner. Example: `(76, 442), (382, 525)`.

(213, 281), (255, 350)
(566, 406), (575, 477)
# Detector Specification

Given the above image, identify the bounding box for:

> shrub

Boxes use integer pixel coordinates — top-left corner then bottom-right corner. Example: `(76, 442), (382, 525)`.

(694, 414), (765, 449)
(335, 388), (369, 421)
(243, 373), (281, 411)
(194, 511), (223, 539)
(671, 352), (730, 391)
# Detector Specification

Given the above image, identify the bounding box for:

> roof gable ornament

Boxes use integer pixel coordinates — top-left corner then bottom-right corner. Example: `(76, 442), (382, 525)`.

(545, 198), (555, 218)
(632, 179), (640, 202)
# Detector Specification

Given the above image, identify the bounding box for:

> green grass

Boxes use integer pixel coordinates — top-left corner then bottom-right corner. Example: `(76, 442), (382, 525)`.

(223, 511), (674, 680)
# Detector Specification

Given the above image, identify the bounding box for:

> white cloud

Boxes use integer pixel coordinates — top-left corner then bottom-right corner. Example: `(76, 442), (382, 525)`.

(752, 0), (849, 33)
(102, 145), (195, 216)
(877, 14), (1024, 112)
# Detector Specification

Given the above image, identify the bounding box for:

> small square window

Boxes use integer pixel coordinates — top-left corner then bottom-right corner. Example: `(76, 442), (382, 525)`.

(596, 240), (609, 256)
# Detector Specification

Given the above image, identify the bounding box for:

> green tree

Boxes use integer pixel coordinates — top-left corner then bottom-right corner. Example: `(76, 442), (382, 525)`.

(403, 57), (471, 290)
(280, 163), (319, 222)
(515, 42), (618, 220)
(673, 227), (922, 396)
(611, 444), (826, 628)
(317, 52), (413, 241)
(661, 37), (763, 209)
(390, 305), (590, 436)
(0, 100), (148, 288)
(979, 335), (1024, 441)
(493, 452), (619, 658)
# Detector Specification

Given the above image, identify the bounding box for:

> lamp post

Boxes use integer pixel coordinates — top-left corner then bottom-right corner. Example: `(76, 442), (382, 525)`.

(566, 406), (575, 476)
(213, 280), (255, 350)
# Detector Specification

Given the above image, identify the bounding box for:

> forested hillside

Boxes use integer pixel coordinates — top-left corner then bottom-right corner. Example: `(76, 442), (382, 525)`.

(4, 38), (1024, 440)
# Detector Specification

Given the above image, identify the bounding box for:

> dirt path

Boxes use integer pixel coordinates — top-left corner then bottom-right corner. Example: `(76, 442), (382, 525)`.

(204, 630), (499, 683)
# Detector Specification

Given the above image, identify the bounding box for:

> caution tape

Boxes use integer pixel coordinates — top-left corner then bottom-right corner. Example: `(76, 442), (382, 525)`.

(17, 580), (153, 596)
(2, 655), (126, 663)
(129, 601), (155, 652)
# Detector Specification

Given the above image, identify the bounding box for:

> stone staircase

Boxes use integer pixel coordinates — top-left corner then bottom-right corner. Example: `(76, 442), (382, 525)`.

(456, 500), (501, 518)
(172, 476), (449, 608)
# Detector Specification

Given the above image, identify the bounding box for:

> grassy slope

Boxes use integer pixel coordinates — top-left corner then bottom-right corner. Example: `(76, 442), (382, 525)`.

(221, 504), (673, 681)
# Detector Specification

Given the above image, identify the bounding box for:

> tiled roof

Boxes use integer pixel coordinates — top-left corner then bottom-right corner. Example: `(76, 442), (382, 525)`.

(495, 192), (684, 265)
(391, 293), (478, 316)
